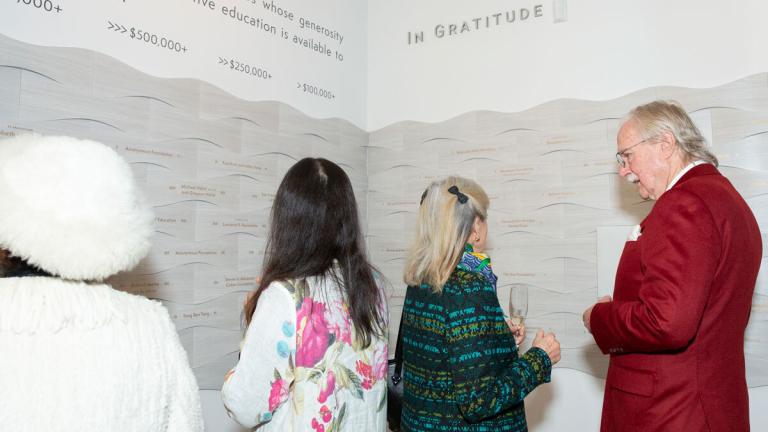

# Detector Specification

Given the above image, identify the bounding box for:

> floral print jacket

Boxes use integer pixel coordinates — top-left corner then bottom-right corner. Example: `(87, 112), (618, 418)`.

(222, 275), (388, 432)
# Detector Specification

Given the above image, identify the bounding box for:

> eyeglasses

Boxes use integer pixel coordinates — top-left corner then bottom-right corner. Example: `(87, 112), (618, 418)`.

(615, 139), (649, 167)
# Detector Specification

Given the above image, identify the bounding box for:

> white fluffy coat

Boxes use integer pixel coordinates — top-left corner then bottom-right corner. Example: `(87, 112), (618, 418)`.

(0, 277), (204, 432)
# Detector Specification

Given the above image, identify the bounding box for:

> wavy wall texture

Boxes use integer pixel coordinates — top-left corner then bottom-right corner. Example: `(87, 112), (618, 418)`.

(1, 33), (766, 391)
(0, 33), (368, 390)
(369, 76), (768, 387)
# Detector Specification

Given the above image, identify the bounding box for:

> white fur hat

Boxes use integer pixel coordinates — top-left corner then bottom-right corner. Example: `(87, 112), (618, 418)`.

(0, 134), (153, 280)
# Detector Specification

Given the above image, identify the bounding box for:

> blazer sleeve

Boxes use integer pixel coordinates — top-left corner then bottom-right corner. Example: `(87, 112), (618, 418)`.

(591, 189), (721, 353)
(221, 283), (296, 428)
(444, 278), (551, 423)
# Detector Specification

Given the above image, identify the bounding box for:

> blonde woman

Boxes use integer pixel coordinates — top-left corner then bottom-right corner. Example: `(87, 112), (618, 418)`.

(399, 176), (560, 432)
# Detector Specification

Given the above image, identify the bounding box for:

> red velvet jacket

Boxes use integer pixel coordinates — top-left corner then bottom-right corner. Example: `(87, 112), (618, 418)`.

(591, 164), (762, 432)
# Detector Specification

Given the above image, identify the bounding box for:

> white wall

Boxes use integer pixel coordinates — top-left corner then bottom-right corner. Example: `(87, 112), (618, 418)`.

(3, 1), (767, 431)
(203, 377), (768, 431)
(0, 29), (371, 397)
(200, 390), (247, 432)
(365, 77), (768, 431)
(367, 0), (768, 129)
(365, 3), (768, 430)
(525, 370), (768, 431)
(0, 0), (367, 127)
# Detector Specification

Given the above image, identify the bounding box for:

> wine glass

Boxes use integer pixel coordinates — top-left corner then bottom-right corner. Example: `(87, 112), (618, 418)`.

(508, 284), (528, 328)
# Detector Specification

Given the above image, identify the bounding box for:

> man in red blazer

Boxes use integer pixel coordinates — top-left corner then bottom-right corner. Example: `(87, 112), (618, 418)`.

(583, 100), (762, 431)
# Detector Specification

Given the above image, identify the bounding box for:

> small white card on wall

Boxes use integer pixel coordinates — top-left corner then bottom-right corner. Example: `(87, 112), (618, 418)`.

(596, 225), (634, 298)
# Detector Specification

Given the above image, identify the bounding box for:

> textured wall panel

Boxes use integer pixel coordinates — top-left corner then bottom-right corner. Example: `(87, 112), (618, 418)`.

(371, 77), (768, 387)
(2, 32), (766, 391)
(0, 33), (368, 390)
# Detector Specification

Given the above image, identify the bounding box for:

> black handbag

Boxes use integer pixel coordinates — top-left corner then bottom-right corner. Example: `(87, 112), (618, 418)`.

(387, 317), (404, 431)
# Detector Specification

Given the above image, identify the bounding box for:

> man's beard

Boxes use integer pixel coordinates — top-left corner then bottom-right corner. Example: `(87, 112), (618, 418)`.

(626, 173), (640, 184)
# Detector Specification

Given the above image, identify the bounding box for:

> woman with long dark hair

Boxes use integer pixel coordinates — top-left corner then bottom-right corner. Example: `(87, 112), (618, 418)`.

(222, 158), (388, 432)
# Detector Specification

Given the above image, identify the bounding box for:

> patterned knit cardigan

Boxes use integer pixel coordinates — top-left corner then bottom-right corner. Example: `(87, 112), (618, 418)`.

(400, 267), (551, 432)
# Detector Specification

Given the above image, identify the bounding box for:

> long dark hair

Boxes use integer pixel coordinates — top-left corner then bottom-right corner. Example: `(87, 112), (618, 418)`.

(244, 158), (386, 348)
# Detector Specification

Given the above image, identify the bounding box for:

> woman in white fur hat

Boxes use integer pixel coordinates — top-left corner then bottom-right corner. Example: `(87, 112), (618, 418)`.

(0, 134), (203, 432)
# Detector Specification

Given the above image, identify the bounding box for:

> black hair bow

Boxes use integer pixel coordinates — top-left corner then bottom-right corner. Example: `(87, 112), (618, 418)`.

(448, 185), (468, 204)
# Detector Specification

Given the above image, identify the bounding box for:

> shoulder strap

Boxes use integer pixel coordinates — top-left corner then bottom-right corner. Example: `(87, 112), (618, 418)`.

(391, 309), (404, 384)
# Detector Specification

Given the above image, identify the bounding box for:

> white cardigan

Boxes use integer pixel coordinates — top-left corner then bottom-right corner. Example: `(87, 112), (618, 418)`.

(0, 277), (203, 432)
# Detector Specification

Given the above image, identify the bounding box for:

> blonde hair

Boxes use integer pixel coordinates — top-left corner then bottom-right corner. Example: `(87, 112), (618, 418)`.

(404, 176), (489, 292)
(624, 100), (718, 166)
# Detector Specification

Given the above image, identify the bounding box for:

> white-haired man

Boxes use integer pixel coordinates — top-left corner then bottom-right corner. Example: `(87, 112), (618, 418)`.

(583, 101), (761, 431)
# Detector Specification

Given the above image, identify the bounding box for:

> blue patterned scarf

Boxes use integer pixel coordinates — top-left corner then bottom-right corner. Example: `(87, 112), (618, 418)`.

(457, 243), (498, 290)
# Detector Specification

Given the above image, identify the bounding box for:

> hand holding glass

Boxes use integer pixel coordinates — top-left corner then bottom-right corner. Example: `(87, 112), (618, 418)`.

(508, 285), (528, 327)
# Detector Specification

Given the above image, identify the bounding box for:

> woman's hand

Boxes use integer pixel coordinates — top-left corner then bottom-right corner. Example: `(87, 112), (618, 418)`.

(531, 330), (561, 365)
(506, 319), (526, 347)
(582, 295), (612, 333)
